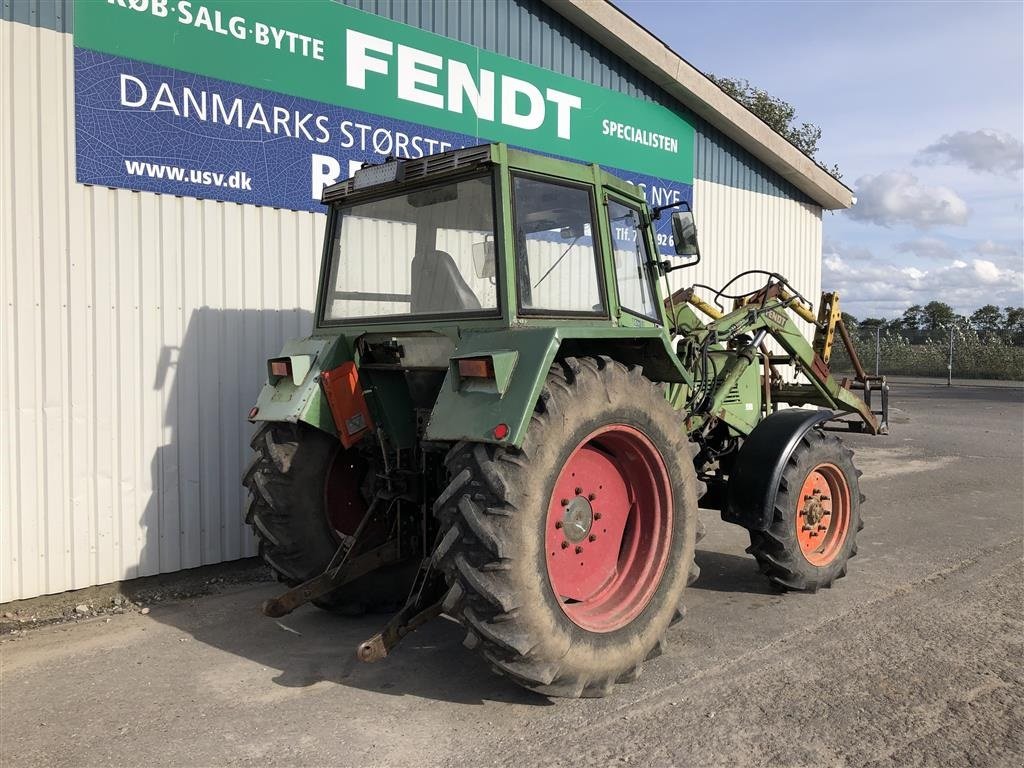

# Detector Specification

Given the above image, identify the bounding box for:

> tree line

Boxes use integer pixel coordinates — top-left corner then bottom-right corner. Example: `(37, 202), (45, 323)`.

(843, 301), (1024, 346)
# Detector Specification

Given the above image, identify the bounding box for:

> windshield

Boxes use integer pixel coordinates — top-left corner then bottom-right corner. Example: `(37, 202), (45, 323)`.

(321, 174), (498, 322)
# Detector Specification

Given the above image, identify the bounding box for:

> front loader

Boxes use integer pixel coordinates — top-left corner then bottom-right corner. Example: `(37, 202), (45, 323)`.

(242, 143), (888, 697)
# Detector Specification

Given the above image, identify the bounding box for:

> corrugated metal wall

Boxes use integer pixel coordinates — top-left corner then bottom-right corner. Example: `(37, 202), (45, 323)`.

(1, 20), (323, 601)
(2, 0), (822, 602)
(696, 128), (816, 204)
(689, 179), (821, 327)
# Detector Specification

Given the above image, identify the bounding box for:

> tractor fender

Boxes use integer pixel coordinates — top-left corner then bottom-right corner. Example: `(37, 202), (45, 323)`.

(723, 408), (834, 531)
(249, 334), (352, 436)
(424, 327), (563, 448)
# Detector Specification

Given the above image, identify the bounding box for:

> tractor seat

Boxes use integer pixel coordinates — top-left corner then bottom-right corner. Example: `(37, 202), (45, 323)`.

(410, 250), (481, 314)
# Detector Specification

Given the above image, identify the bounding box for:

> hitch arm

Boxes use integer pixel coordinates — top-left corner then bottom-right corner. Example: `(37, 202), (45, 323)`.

(261, 541), (400, 618)
(356, 599), (444, 663)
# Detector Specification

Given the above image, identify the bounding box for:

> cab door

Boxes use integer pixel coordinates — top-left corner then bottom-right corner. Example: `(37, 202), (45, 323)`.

(605, 196), (663, 326)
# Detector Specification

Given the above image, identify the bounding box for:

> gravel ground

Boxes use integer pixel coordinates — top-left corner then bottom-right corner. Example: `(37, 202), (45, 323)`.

(1, 382), (1021, 768)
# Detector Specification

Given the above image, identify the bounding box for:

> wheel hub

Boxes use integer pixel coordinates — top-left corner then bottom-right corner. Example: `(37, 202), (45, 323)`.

(800, 488), (830, 529)
(560, 495), (594, 543)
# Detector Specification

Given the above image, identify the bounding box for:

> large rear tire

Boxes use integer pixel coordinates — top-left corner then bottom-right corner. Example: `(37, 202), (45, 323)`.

(433, 357), (701, 697)
(242, 422), (414, 614)
(747, 428), (864, 592)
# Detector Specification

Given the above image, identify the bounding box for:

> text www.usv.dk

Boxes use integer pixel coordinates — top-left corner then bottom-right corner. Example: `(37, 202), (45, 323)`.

(123, 160), (253, 190)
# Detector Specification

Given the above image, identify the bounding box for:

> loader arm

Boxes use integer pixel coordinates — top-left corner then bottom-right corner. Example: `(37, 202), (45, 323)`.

(680, 291), (886, 435)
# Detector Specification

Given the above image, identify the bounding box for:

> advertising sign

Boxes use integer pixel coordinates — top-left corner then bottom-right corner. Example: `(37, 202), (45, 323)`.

(73, 0), (694, 248)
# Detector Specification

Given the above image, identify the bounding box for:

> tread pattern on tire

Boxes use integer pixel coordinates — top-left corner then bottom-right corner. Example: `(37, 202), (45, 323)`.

(746, 428), (864, 593)
(242, 422), (412, 613)
(433, 356), (702, 697)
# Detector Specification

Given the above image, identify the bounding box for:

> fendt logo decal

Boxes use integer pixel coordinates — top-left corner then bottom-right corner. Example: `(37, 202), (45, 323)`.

(345, 30), (582, 141)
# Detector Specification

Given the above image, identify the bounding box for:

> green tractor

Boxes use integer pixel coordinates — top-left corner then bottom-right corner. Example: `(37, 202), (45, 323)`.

(243, 143), (888, 697)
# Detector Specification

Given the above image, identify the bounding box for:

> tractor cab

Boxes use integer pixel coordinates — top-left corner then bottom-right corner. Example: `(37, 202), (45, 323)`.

(315, 143), (692, 332)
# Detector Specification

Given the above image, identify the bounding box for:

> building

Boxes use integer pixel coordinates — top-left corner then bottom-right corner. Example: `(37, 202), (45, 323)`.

(0, 0), (853, 602)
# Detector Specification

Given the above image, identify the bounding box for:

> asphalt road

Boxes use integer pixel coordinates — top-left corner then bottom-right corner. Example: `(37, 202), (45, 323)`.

(3, 383), (1022, 768)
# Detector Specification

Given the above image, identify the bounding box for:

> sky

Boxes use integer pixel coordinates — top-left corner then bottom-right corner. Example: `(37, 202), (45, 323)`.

(614, 0), (1024, 320)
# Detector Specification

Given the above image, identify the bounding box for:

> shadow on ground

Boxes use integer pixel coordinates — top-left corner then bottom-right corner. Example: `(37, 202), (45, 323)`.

(142, 543), (775, 705)
(146, 576), (552, 706)
(692, 549), (776, 595)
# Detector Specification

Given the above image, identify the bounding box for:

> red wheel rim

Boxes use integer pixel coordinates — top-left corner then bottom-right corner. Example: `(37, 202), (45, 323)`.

(324, 449), (366, 541)
(795, 463), (851, 566)
(544, 425), (673, 633)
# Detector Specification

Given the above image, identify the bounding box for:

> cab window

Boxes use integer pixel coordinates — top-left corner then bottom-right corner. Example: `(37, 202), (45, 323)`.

(512, 175), (604, 314)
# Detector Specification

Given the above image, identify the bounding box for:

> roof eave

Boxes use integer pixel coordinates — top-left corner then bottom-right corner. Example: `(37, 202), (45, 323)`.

(539, 0), (855, 210)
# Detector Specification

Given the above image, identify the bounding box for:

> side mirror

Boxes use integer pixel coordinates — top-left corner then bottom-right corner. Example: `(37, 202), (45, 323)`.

(472, 239), (496, 279)
(671, 211), (699, 257)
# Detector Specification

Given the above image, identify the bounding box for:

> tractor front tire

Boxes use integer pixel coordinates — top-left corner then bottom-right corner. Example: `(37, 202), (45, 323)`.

(242, 422), (413, 614)
(434, 357), (701, 698)
(747, 428), (864, 592)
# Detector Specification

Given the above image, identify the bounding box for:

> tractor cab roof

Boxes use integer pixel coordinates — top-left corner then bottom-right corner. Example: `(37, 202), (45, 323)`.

(321, 143), (648, 211)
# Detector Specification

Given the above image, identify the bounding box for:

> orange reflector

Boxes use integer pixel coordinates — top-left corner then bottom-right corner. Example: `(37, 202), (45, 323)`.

(270, 359), (291, 378)
(493, 423), (510, 440)
(247, 406), (259, 421)
(458, 357), (494, 378)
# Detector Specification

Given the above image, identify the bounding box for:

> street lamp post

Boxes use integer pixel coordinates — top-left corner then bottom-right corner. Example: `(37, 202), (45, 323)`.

(874, 325), (881, 376)
(947, 325), (954, 387)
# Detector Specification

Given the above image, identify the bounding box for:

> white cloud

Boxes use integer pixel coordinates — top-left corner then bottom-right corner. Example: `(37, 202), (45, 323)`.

(972, 259), (1002, 283)
(846, 171), (969, 228)
(896, 237), (957, 259)
(823, 237), (874, 262)
(972, 239), (1022, 262)
(901, 266), (926, 280)
(916, 130), (1024, 175)
(821, 242), (1024, 318)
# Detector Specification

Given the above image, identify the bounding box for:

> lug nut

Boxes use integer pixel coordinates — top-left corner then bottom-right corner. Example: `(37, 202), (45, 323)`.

(561, 541), (569, 549)
(588, 534), (597, 542)
(560, 498), (569, 507)
(588, 493), (596, 501)
(574, 487), (582, 495)
(593, 512), (602, 520)
(555, 521), (563, 529)
(575, 545), (583, 554)
(818, 524), (828, 531)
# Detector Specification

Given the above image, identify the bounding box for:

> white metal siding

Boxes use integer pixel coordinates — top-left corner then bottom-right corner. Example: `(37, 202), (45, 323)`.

(687, 178), (822, 348)
(1, 21), (324, 602)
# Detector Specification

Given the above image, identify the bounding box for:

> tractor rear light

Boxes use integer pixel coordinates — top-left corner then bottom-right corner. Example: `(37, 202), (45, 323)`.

(493, 423), (510, 440)
(458, 357), (495, 379)
(247, 406), (259, 421)
(269, 358), (291, 378)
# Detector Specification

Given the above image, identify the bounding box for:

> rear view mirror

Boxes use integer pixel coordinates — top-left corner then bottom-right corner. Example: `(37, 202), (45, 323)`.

(671, 211), (699, 257)
(472, 239), (496, 279)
